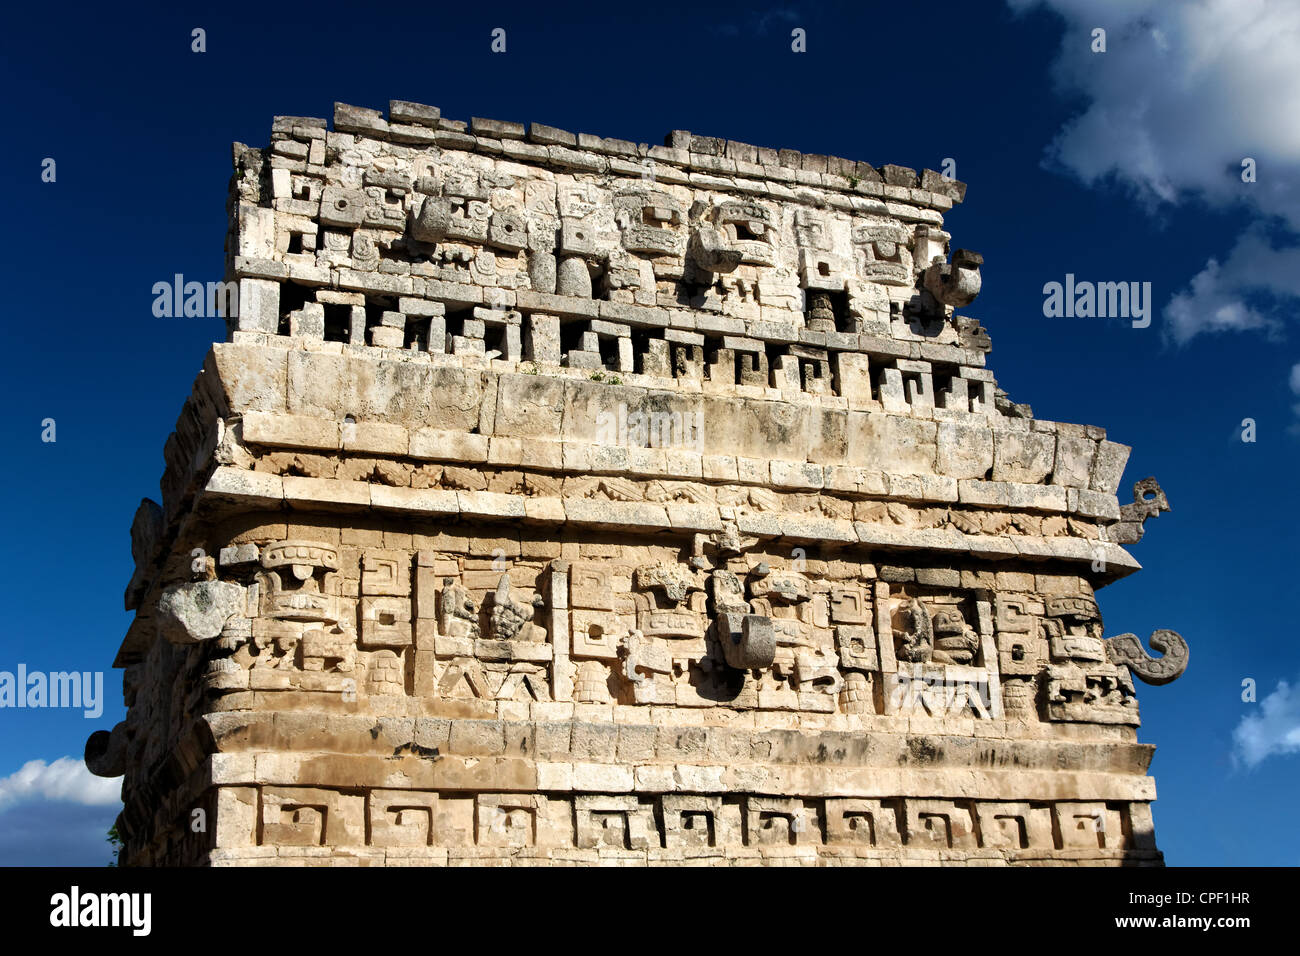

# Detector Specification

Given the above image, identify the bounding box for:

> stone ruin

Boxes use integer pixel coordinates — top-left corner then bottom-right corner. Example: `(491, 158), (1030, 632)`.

(86, 101), (1188, 865)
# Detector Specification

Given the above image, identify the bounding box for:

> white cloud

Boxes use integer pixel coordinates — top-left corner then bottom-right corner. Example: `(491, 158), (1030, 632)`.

(713, 6), (801, 38)
(754, 8), (800, 33)
(1164, 230), (1300, 344)
(0, 757), (120, 811)
(1008, 0), (1300, 344)
(1233, 679), (1300, 767)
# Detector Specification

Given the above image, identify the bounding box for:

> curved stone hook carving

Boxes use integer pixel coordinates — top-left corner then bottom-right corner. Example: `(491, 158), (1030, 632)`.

(620, 630), (649, 686)
(717, 613), (776, 670)
(85, 722), (128, 778)
(1104, 629), (1189, 685)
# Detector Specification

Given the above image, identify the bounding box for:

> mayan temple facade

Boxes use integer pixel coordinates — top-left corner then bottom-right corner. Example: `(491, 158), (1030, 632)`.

(86, 101), (1188, 866)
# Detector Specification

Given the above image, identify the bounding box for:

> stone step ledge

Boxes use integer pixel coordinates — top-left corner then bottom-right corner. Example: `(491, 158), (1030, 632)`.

(236, 410), (1123, 522)
(202, 466), (1140, 576)
(208, 750), (1155, 801)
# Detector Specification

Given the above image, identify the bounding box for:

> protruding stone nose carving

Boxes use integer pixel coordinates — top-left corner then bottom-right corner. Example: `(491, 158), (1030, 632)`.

(690, 200), (775, 276)
(691, 225), (743, 274)
(717, 613), (776, 670)
(157, 579), (244, 645)
(409, 195), (452, 243)
(923, 248), (983, 307)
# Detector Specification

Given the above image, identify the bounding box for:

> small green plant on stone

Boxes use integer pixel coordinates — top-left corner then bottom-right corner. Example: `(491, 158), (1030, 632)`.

(107, 824), (122, 866)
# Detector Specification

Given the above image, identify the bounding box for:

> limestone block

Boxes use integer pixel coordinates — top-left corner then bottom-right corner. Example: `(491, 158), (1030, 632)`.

(1074, 489), (1121, 521)
(289, 303), (324, 339)
(745, 797), (815, 846)
(1055, 803), (1125, 849)
(699, 396), (808, 461)
(333, 102), (387, 135)
(493, 374), (567, 439)
(661, 795), (739, 848)
(1052, 435), (1097, 488)
(319, 186), (366, 228)
(833, 352), (872, 405)
(528, 252), (557, 294)
(904, 800), (977, 849)
(242, 411), (338, 451)
(204, 466), (283, 505)
(281, 475), (370, 510)
(342, 420), (408, 456)
(214, 787), (259, 848)
(845, 414), (937, 475)
(262, 787), (365, 846)
(575, 795), (653, 847)
(1089, 441), (1131, 493)
(993, 429), (1055, 484)
(824, 799), (901, 846)
(974, 802), (1055, 850)
(369, 791), (439, 847)
(370, 486), (460, 516)
(936, 421), (993, 480)
(557, 256), (592, 297)
(476, 794), (545, 847)
(389, 100), (440, 127)
(286, 353), (483, 429)
(237, 204), (277, 258)
(236, 278), (280, 333)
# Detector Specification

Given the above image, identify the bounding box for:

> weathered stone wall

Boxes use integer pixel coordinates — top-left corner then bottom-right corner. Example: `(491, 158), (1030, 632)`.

(87, 101), (1185, 866)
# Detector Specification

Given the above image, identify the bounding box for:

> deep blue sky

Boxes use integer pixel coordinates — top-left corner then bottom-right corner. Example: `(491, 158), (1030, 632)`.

(1, 0), (1296, 865)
